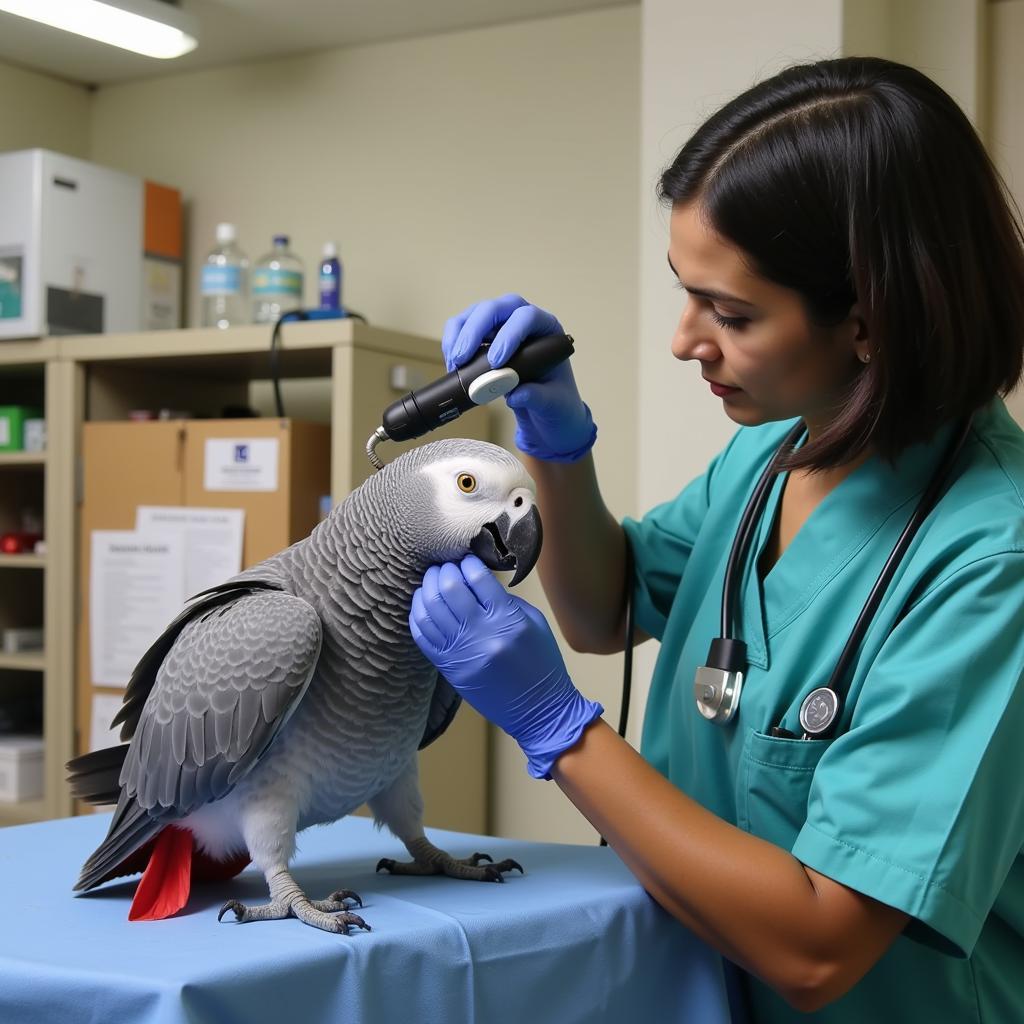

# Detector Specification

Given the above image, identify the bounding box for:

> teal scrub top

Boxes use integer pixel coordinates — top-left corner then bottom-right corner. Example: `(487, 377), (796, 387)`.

(622, 398), (1024, 1023)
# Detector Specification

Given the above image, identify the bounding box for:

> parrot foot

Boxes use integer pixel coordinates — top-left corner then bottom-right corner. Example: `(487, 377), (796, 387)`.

(218, 876), (371, 934)
(378, 838), (524, 883)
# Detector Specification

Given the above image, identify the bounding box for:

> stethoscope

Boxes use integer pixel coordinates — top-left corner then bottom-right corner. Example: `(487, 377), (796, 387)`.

(693, 414), (975, 740)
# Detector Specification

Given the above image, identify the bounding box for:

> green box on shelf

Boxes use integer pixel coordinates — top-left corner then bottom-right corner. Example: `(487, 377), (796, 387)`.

(0, 406), (42, 452)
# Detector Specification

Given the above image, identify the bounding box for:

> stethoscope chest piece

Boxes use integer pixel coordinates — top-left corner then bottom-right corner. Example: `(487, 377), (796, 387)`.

(694, 666), (743, 724)
(798, 687), (840, 737)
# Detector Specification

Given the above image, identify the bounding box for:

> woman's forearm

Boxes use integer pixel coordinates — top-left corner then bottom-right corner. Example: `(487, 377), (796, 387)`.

(524, 453), (635, 654)
(551, 720), (907, 1011)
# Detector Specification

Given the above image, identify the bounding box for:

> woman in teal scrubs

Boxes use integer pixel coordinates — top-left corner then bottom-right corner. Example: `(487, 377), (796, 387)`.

(409, 58), (1024, 1020)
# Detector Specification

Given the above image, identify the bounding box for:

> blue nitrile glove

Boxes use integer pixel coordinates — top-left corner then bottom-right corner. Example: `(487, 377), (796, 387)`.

(441, 294), (597, 462)
(409, 555), (604, 779)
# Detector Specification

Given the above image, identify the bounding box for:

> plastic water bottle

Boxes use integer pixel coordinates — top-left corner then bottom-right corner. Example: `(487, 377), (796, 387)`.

(200, 223), (248, 329)
(252, 234), (304, 323)
(318, 241), (342, 313)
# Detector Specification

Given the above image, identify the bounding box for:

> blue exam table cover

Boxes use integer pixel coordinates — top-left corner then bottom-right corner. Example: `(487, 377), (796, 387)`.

(0, 812), (736, 1023)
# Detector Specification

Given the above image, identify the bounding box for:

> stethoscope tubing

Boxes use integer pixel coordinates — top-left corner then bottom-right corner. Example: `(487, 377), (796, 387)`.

(722, 421), (806, 637)
(824, 415), (974, 702)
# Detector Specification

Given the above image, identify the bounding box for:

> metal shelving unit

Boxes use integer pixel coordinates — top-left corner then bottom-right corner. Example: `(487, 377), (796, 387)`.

(0, 338), (64, 827)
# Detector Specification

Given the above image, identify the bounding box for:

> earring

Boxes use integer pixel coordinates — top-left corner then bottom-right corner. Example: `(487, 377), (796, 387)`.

(859, 352), (871, 364)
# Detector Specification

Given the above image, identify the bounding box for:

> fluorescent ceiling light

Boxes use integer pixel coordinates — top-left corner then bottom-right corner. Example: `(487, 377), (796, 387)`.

(0, 0), (198, 60)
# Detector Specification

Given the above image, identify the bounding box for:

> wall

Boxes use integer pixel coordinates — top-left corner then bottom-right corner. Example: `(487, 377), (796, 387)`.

(844, 0), (987, 124)
(988, 0), (1024, 427)
(887, 0), (987, 123)
(0, 61), (91, 157)
(90, 6), (640, 844)
(634, 0), (849, 744)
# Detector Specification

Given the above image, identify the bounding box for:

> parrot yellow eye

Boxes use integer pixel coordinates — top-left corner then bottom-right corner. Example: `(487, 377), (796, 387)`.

(457, 473), (477, 493)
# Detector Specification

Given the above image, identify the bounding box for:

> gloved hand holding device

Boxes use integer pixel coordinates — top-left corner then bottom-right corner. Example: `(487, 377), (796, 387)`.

(410, 555), (604, 779)
(442, 294), (597, 462)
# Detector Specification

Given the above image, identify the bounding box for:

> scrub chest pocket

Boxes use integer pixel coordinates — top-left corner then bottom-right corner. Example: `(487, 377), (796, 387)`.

(737, 729), (833, 849)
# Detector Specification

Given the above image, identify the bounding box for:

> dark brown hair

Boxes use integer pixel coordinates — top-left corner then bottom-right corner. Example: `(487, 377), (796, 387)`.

(659, 56), (1024, 470)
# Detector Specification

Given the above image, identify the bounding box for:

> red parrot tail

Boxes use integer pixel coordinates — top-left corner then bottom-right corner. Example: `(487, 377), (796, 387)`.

(129, 826), (194, 921)
(128, 826), (251, 921)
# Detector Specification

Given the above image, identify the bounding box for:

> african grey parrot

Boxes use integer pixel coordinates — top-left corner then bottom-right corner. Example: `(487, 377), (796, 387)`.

(67, 438), (541, 933)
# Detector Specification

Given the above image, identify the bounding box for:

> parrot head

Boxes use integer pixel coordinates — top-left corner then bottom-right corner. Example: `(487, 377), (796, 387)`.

(365, 439), (542, 586)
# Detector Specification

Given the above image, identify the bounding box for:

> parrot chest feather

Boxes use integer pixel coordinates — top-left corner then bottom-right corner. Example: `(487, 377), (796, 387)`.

(238, 647), (437, 827)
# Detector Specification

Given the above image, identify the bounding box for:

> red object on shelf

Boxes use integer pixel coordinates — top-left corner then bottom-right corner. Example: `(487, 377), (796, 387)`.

(0, 532), (42, 554)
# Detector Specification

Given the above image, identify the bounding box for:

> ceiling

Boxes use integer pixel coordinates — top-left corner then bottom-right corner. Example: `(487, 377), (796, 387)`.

(0, 0), (631, 87)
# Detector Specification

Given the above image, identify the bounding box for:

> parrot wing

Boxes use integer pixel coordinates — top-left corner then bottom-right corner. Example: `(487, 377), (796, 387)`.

(418, 675), (461, 750)
(67, 579), (284, 807)
(73, 584), (322, 893)
(112, 579), (284, 742)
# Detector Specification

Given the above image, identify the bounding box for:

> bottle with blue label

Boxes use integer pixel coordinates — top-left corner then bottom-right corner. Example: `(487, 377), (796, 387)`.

(318, 241), (342, 313)
(252, 234), (304, 323)
(200, 223), (248, 329)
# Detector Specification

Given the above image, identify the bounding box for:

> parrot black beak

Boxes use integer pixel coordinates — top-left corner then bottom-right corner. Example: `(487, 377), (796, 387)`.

(470, 504), (543, 587)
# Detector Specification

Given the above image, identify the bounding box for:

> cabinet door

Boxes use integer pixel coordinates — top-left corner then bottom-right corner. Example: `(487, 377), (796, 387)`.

(76, 421), (186, 760)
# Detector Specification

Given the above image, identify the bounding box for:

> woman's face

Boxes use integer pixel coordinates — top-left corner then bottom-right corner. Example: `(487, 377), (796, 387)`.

(667, 202), (865, 436)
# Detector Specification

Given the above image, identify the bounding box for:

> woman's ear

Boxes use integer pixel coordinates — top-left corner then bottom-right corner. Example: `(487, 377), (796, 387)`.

(847, 303), (871, 360)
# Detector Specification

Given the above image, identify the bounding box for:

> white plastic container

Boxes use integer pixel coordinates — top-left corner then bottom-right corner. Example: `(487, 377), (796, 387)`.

(0, 736), (44, 802)
(1, 627), (44, 653)
(22, 418), (46, 453)
(0, 149), (143, 340)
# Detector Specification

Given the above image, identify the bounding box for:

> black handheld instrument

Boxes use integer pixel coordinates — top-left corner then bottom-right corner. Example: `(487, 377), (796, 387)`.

(366, 332), (575, 469)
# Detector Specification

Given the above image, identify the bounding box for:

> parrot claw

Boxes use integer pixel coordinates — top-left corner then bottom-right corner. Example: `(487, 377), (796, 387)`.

(477, 858), (524, 882)
(217, 897), (292, 924)
(336, 912), (372, 934)
(309, 889), (364, 913)
(218, 899), (247, 922)
(328, 888), (363, 908)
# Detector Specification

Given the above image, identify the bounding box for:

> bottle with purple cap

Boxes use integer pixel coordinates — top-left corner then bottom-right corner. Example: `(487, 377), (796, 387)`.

(252, 234), (304, 323)
(318, 241), (342, 313)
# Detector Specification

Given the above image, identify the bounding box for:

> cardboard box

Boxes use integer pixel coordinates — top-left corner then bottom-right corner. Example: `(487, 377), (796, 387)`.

(0, 405), (42, 451)
(0, 736), (44, 802)
(76, 418), (331, 756)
